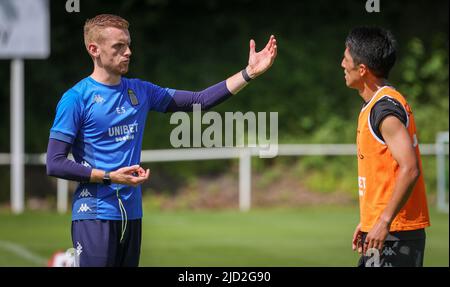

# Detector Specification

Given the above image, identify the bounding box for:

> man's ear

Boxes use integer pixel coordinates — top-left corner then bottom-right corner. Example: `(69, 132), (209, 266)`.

(87, 43), (100, 59)
(358, 64), (368, 77)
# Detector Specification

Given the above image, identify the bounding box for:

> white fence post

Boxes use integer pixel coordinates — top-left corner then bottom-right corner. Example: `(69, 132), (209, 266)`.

(57, 179), (69, 214)
(11, 59), (25, 214)
(436, 131), (449, 213)
(239, 148), (251, 212)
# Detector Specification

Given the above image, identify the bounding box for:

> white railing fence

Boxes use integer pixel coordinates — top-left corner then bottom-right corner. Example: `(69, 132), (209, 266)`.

(0, 139), (448, 214)
(436, 132), (449, 213)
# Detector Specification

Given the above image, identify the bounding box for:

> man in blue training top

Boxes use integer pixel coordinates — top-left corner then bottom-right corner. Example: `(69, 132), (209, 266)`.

(46, 14), (277, 267)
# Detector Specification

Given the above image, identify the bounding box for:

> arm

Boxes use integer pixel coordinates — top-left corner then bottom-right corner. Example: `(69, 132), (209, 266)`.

(166, 81), (232, 112)
(165, 35), (277, 112)
(363, 116), (420, 253)
(46, 138), (150, 187)
(46, 138), (92, 182)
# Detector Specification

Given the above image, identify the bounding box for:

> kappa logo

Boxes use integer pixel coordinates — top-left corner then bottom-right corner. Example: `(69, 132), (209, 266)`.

(382, 247), (397, 256)
(79, 189), (92, 198)
(93, 94), (105, 104)
(81, 161), (91, 168)
(77, 203), (92, 213)
(76, 242), (83, 256)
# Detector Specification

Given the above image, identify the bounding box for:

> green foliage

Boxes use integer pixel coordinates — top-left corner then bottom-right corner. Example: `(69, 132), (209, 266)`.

(297, 157), (358, 195)
(0, 0), (447, 199)
(397, 35), (449, 142)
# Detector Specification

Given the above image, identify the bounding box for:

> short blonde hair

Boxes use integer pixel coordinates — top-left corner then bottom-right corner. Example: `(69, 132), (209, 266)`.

(84, 14), (129, 50)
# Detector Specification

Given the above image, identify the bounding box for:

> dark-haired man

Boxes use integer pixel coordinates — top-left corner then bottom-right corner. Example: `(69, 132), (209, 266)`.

(342, 26), (430, 267)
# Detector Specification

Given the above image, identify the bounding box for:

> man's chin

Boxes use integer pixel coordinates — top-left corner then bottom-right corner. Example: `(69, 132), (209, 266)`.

(345, 80), (357, 89)
(119, 68), (129, 75)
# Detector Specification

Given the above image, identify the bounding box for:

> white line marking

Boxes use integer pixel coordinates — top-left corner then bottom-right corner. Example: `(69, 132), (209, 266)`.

(0, 240), (47, 266)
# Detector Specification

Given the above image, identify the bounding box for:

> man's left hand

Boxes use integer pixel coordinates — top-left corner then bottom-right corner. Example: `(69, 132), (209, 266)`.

(246, 35), (277, 79)
(363, 219), (390, 255)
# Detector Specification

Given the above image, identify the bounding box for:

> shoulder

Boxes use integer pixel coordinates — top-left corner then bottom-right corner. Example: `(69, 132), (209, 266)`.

(369, 94), (409, 142)
(59, 78), (92, 107)
(123, 77), (157, 93)
(123, 77), (149, 87)
(373, 96), (404, 112)
(125, 78), (172, 98)
(379, 86), (408, 105)
(373, 86), (409, 120)
(371, 96), (408, 125)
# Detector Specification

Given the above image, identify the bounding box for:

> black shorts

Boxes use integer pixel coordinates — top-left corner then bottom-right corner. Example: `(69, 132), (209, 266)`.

(71, 219), (142, 267)
(357, 230), (426, 267)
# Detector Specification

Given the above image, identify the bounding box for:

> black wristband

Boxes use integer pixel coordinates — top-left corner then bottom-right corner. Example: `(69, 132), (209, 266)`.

(103, 171), (112, 185)
(242, 68), (252, 82)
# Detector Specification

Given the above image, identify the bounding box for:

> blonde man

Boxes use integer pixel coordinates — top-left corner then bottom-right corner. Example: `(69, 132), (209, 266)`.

(46, 14), (277, 267)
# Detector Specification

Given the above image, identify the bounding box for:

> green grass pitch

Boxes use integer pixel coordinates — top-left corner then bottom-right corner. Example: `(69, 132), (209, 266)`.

(0, 205), (447, 267)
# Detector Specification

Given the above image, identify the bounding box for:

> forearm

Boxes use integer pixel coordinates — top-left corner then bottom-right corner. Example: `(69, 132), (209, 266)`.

(379, 166), (420, 225)
(47, 139), (149, 186)
(226, 67), (254, 95)
(46, 139), (92, 182)
(166, 80), (232, 112)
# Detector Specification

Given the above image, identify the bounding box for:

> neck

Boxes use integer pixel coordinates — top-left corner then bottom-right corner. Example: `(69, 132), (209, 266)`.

(358, 78), (388, 103)
(90, 65), (121, 86)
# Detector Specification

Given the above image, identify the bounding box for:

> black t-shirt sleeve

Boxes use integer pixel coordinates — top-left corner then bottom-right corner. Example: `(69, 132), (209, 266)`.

(370, 97), (408, 142)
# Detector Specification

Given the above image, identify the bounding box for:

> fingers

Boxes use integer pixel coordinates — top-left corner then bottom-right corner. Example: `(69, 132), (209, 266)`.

(264, 35), (274, 50)
(271, 42), (277, 59)
(136, 167), (150, 179)
(364, 234), (385, 253)
(266, 35), (276, 53)
(118, 165), (140, 174)
(249, 39), (256, 56)
(251, 35), (277, 54)
(127, 171), (149, 186)
(136, 166), (146, 177)
(363, 240), (369, 255)
(363, 238), (383, 255)
(114, 165), (151, 187)
(352, 224), (361, 251)
(352, 234), (358, 251)
(358, 243), (363, 255)
(352, 235), (361, 251)
(352, 228), (360, 245)
(130, 168), (150, 186)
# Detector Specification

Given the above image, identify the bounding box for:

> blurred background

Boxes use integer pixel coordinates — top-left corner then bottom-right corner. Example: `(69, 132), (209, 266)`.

(0, 0), (448, 267)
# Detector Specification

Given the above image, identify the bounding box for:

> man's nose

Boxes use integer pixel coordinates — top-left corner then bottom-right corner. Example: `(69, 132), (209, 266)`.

(125, 46), (132, 57)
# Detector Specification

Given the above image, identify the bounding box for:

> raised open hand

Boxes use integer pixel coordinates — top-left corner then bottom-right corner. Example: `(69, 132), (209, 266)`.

(246, 35), (278, 79)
